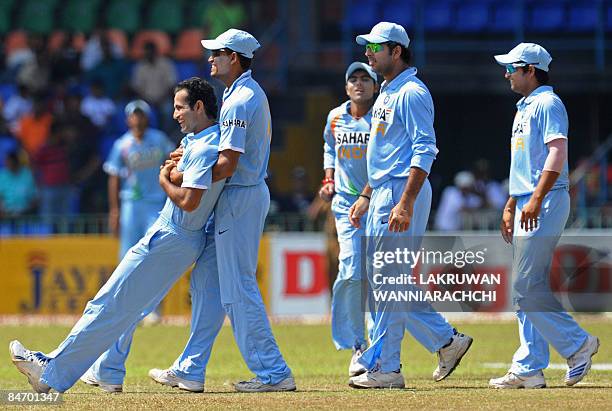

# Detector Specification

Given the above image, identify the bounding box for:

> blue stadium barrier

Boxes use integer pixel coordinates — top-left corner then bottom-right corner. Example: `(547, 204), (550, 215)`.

(490, 2), (522, 33)
(174, 60), (198, 81)
(347, 0), (380, 31)
(381, 0), (415, 30)
(568, 2), (600, 33)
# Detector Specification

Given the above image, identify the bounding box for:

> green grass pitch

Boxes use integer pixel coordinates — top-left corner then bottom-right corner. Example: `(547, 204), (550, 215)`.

(1, 318), (611, 410)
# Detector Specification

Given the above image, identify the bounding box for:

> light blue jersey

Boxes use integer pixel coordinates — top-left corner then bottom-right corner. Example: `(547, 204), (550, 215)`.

(158, 124), (224, 231)
(367, 67), (438, 188)
(219, 70), (271, 186)
(509, 85), (569, 197)
(103, 129), (175, 201)
(323, 100), (371, 196)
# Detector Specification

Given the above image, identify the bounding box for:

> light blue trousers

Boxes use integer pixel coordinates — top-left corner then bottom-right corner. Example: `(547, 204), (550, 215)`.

(358, 178), (454, 373)
(330, 192), (372, 350)
(509, 189), (588, 377)
(88, 185), (292, 386)
(40, 219), (204, 392)
(119, 199), (164, 258)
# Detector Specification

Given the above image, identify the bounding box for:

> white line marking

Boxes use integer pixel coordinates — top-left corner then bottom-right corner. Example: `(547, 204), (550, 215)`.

(484, 362), (612, 371)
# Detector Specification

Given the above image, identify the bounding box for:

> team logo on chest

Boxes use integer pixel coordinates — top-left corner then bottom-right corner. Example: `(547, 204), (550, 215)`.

(334, 131), (370, 145)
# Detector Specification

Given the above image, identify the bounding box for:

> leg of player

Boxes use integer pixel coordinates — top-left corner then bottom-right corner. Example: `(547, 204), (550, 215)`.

(330, 193), (369, 377)
(9, 223), (203, 393)
(149, 231), (226, 393)
(215, 184), (296, 393)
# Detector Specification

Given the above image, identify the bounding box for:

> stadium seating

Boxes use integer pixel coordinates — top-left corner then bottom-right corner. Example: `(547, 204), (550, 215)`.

(106, 0), (141, 35)
(0, 0), (14, 34)
(4, 31), (28, 57)
(346, 0), (380, 31)
(47, 31), (86, 53)
(60, 0), (101, 34)
(490, 1), (522, 33)
(455, 0), (492, 33)
(106, 29), (129, 56)
(527, 0), (567, 32)
(174, 60), (199, 81)
(568, 2), (600, 33)
(174, 29), (205, 60)
(17, 0), (58, 34)
(381, 0), (415, 30)
(146, 0), (184, 34)
(424, 0), (455, 32)
(130, 30), (172, 59)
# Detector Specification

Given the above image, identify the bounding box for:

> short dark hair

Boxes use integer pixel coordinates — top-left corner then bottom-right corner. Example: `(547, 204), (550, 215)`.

(174, 77), (218, 120)
(521, 66), (549, 85)
(386, 42), (411, 65)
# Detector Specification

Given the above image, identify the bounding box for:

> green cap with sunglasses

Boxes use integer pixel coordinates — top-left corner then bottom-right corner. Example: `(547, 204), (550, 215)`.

(356, 22), (410, 48)
(494, 43), (552, 72)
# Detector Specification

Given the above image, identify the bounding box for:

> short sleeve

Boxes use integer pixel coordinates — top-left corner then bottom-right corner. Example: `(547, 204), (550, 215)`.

(219, 99), (248, 153)
(181, 147), (213, 190)
(537, 97), (568, 143)
(323, 111), (337, 170)
(103, 139), (125, 177)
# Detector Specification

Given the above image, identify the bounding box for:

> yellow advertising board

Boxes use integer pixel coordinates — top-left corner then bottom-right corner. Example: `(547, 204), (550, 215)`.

(0, 235), (271, 315)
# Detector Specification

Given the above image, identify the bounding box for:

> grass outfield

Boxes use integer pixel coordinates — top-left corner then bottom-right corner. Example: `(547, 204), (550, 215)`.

(1, 319), (611, 410)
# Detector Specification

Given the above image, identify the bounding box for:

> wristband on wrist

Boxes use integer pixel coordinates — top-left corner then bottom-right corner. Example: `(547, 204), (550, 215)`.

(322, 178), (335, 185)
(359, 194), (371, 201)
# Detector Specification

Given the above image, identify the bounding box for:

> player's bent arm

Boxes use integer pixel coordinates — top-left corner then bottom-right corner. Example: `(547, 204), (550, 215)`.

(170, 168), (183, 186)
(532, 139), (566, 202)
(399, 166), (428, 208)
(159, 172), (205, 212)
(212, 149), (240, 182)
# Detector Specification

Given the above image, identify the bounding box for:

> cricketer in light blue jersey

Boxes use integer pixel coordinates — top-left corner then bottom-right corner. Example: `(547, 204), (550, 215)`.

(367, 66), (438, 188)
(509, 86), (570, 196)
(347, 22), (472, 389)
(9, 79), (225, 394)
(219, 69), (271, 186)
(197, 28), (294, 391)
(490, 43), (598, 389)
(321, 62), (377, 375)
(104, 101), (175, 257)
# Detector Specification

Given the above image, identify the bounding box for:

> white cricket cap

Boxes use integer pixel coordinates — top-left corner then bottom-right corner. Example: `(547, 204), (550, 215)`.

(201, 29), (261, 59)
(494, 42), (552, 72)
(345, 62), (378, 83)
(356, 22), (410, 48)
(124, 99), (151, 117)
(454, 171), (475, 189)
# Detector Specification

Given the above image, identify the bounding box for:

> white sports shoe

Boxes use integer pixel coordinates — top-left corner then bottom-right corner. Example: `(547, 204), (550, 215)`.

(349, 368), (405, 389)
(148, 368), (204, 392)
(565, 335), (600, 386)
(80, 369), (123, 393)
(9, 340), (51, 393)
(489, 371), (546, 389)
(433, 331), (473, 381)
(348, 347), (367, 377)
(233, 375), (296, 393)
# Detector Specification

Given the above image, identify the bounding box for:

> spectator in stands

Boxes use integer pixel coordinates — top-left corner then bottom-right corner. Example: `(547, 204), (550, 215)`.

(434, 171), (483, 231)
(16, 47), (50, 95)
(81, 80), (116, 132)
(33, 124), (72, 219)
(81, 29), (124, 72)
(202, 0), (248, 37)
(472, 158), (506, 210)
(86, 36), (130, 99)
(54, 93), (103, 213)
(50, 33), (81, 86)
(2, 83), (32, 135)
(16, 96), (53, 158)
(277, 166), (314, 213)
(0, 150), (37, 217)
(130, 42), (177, 133)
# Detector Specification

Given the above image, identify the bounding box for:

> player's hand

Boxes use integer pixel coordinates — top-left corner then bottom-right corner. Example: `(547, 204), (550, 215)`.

(108, 209), (119, 237)
(388, 199), (414, 233)
(520, 197), (542, 232)
(159, 160), (176, 180)
(348, 196), (369, 228)
(500, 207), (514, 244)
(318, 183), (335, 202)
(170, 167), (183, 186)
(169, 147), (184, 162)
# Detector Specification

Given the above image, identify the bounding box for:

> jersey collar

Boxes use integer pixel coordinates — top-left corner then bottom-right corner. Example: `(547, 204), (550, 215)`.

(381, 66), (418, 93)
(517, 85), (553, 107)
(223, 70), (253, 101)
(188, 123), (219, 140)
